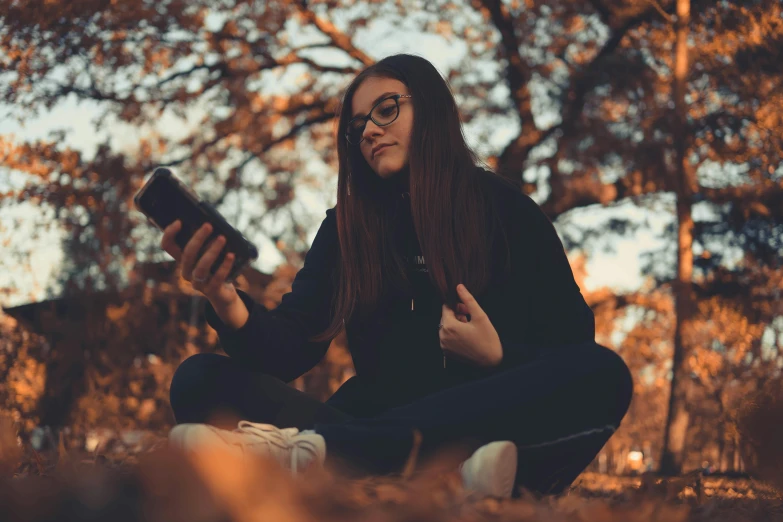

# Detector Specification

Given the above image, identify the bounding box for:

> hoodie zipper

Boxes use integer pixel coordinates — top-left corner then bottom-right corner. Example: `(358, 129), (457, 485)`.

(403, 191), (446, 369)
(411, 296), (445, 368)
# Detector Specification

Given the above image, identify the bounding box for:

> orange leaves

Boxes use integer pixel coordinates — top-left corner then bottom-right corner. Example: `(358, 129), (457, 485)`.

(119, 102), (143, 123)
(10, 444), (782, 522)
(105, 301), (130, 322)
(5, 356), (47, 430)
(249, 92), (266, 113)
(432, 20), (454, 39)
(272, 96), (293, 112)
(221, 20), (241, 37)
(750, 201), (770, 217)
(58, 150), (82, 173)
(184, 446), (309, 522)
(687, 349), (724, 384)
(0, 137), (67, 180)
(145, 47), (174, 74)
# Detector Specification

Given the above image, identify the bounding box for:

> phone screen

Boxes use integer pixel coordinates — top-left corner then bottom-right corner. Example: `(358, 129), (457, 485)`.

(137, 173), (207, 250)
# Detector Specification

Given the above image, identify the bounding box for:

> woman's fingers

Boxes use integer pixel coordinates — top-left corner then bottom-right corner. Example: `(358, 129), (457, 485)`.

(191, 235), (226, 284)
(161, 220), (183, 260)
(204, 251), (235, 295)
(181, 223), (213, 280)
(455, 303), (469, 322)
(159, 220), (235, 298)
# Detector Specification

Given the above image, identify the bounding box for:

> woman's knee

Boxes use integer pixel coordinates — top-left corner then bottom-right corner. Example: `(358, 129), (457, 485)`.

(549, 343), (634, 424)
(169, 353), (232, 416)
(588, 345), (634, 423)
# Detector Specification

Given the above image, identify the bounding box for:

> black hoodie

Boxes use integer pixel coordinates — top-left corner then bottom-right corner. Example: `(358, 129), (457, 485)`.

(204, 168), (595, 416)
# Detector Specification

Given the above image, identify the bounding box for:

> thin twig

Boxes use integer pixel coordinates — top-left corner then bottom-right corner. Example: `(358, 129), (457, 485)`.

(401, 429), (423, 480)
(31, 448), (45, 475)
(644, 0), (674, 22)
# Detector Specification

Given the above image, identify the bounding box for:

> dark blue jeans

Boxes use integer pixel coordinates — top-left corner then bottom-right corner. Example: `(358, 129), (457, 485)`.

(169, 341), (633, 495)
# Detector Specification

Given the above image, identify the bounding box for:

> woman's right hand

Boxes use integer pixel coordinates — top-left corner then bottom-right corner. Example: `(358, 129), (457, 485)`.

(161, 220), (239, 308)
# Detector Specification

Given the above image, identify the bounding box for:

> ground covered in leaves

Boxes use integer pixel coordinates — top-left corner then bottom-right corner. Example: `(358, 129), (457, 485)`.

(1, 426), (781, 522)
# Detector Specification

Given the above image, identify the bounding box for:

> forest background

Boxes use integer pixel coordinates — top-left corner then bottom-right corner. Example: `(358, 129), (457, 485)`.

(0, 0), (781, 482)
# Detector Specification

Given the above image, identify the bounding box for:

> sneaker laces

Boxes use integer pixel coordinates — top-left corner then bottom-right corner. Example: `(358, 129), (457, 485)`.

(233, 421), (320, 475)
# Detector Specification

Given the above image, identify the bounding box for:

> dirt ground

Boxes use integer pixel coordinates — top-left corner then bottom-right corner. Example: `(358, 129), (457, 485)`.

(3, 428), (782, 522)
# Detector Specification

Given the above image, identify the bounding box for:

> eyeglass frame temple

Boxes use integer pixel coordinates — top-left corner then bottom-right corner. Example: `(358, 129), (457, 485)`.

(345, 94), (412, 144)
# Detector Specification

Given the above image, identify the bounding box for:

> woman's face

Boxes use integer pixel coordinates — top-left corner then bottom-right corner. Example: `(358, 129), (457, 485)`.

(350, 77), (413, 180)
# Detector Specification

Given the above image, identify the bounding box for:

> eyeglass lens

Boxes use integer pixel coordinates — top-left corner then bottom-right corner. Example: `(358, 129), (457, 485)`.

(348, 97), (400, 144)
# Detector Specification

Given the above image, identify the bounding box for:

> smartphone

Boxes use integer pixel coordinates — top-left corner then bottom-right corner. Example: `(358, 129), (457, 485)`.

(133, 167), (259, 282)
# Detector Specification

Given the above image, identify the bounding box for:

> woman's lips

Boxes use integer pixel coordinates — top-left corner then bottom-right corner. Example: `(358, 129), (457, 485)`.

(374, 145), (392, 157)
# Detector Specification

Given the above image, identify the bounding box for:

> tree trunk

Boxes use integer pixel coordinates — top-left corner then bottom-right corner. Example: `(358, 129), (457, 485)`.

(615, 446), (627, 475)
(717, 428), (726, 472)
(659, 0), (696, 476)
(733, 431), (742, 472)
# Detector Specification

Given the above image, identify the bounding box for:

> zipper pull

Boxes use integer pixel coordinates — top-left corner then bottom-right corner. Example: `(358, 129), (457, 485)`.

(443, 354), (446, 368)
(411, 297), (414, 311)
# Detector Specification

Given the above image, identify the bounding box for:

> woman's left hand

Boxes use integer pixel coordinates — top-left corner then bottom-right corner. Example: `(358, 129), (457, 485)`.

(439, 284), (503, 367)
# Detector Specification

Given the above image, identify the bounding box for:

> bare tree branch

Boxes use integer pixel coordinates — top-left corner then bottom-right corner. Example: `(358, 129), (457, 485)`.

(278, 51), (359, 75)
(475, 0), (540, 153)
(501, 1), (678, 172)
(154, 134), (225, 170)
(585, 0), (612, 22)
(294, 0), (375, 67)
(558, 7), (664, 137)
(50, 83), (123, 103)
(486, 0), (679, 219)
(157, 63), (215, 87)
(254, 112), (336, 156)
(644, 0), (675, 22)
(291, 43), (334, 52)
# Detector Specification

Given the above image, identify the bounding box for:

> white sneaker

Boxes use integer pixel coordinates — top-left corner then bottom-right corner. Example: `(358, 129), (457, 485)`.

(459, 441), (518, 498)
(169, 421), (326, 476)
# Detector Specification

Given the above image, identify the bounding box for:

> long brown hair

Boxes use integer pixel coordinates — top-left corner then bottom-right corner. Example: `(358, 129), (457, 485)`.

(310, 54), (521, 343)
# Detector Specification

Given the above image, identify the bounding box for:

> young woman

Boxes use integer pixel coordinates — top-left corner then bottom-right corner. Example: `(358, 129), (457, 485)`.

(162, 54), (633, 498)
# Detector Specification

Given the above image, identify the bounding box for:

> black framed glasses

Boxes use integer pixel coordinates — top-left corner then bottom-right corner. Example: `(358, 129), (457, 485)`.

(346, 94), (412, 145)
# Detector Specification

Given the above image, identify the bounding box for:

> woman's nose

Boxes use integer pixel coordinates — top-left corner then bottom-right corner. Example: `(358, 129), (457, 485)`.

(363, 120), (383, 141)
